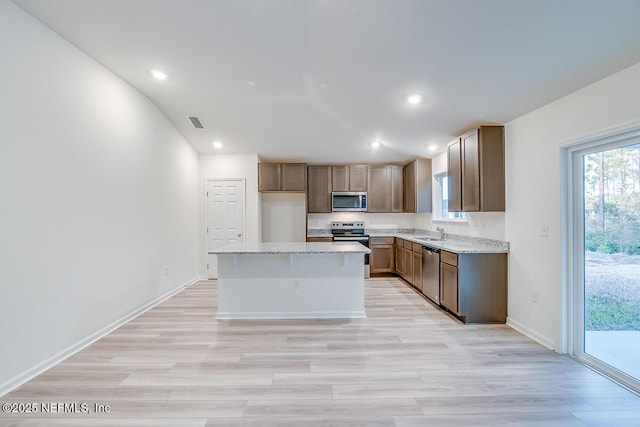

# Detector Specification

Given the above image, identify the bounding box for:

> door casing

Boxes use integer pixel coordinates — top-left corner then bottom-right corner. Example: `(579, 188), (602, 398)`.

(204, 178), (246, 279)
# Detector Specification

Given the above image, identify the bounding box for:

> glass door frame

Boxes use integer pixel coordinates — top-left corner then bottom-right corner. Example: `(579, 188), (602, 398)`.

(562, 122), (640, 394)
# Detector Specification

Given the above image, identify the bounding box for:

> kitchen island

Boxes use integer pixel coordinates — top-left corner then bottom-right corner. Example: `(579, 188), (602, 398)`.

(208, 242), (371, 320)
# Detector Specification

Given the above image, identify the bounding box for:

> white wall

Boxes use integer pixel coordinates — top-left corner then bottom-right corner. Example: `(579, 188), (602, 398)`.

(0, 1), (201, 393)
(262, 194), (306, 242)
(505, 61), (640, 350)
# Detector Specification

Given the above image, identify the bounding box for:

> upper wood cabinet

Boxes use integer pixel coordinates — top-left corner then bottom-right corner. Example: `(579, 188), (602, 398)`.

(258, 163), (306, 192)
(391, 165), (403, 213)
(448, 126), (505, 212)
(447, 140), (462, 212)
(365, 165), (405, 213)
(403, 158), (432, 213)
(332, 165), (368, 192)
(307, 165), (332, 213)
(281, 163), (307, 191)
(258, 163), (281, 192)
(367, 165), (391, 213)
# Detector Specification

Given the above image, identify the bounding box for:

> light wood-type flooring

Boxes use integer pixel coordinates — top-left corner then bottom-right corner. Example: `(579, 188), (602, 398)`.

(1, 278), (639, 426)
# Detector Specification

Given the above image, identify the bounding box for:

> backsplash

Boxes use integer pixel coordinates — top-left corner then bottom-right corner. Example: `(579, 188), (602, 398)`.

(307, 212), (416, 231)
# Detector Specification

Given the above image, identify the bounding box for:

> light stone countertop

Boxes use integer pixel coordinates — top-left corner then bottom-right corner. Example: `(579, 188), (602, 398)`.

(370, 232), (509, 253)
(307, 228), (509, 254)
(208, 242), (371, 255)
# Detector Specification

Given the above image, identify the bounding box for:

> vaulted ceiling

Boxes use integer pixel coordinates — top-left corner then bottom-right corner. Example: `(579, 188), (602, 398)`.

(13, 0), (640, 162)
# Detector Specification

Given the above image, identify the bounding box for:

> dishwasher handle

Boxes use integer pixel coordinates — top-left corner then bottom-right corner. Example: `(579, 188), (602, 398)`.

(422, 246), (441, 255)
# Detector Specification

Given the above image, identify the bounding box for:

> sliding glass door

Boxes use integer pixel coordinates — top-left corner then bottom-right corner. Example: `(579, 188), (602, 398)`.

(572, 138), (640, 392)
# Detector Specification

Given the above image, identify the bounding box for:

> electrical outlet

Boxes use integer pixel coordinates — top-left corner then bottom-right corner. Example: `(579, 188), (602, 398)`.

(164, 267), (169, 276)
(540, 225), (549, 238)
(531, 290), (539, 303)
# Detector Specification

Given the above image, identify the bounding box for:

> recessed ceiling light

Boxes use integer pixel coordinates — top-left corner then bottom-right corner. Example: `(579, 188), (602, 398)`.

(428, 144), (438, 151)
(212, 141), (223, 149)
(371, 140), (382, 148)
(150, 69), (168, 81)
(407, 94), (422, 105)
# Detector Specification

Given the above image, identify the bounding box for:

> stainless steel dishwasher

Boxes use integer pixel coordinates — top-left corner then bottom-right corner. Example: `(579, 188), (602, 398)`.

(422, 246), (441, 304)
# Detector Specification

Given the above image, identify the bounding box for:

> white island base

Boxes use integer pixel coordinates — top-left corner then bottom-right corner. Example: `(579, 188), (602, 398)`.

(213, 244), (368, 320)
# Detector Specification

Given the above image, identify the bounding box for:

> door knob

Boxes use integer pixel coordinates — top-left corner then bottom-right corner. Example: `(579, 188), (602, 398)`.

(237, 233), (242, 237)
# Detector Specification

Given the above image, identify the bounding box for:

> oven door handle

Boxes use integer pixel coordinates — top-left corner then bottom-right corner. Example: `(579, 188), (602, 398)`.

(333, 237), (369, 242)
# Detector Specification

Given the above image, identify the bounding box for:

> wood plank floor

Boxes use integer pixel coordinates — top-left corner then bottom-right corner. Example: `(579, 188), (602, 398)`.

(1, 278), (639, 426)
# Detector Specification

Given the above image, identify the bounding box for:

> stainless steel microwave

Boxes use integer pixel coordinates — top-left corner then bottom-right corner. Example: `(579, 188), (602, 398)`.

(331, 192), (367, 212)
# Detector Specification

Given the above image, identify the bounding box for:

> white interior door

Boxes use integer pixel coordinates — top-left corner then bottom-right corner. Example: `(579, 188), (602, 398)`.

(206, 179), (245, 279)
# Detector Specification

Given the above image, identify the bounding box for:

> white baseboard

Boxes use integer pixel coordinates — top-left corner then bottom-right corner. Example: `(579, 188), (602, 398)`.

(507, 316), (556, 351)
(0, 275), (204, 397)
(215, 311), (367, 320)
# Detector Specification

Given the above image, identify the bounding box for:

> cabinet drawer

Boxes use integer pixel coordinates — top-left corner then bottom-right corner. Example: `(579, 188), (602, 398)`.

(441, 250), (458, 267)
(403, 239), (413, 249)
(307, 237), (332, 242)
(395, 237), (403, 246)
(370, 236), (394, 245)
(412, 242), (422, 253)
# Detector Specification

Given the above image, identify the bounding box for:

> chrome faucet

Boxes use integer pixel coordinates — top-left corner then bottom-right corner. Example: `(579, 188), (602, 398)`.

(436, 227), (445, 240)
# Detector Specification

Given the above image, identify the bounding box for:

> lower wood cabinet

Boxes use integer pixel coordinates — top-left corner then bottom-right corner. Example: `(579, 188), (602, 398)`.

(392, 238), (421, 287)
(394, 239), (405, 277)
(370, 237), (395, 273)
(440, 259), (459, 313)
(412, 250), (422, 291)
(388, 240), (507, 324)
(403, 246), (413, 284)
(306, 237), (332, 242)
(439, 250), (507, 323)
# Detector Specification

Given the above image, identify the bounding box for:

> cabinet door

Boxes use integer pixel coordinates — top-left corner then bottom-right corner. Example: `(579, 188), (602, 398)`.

(331, 166), (349, 191)
(258, 163), (281, 192)
(403, 161), (416, 212)
(349, 165), (368, 191)
(404, 247), (413, 283)
(370, 244), (395, 273)
(395, 244), (403, 275)
(461, 130), (480, 211)
(367, 165), (391, 212)
(281, 163), (306, 191)
(306, 237), (332, 242)
(447, 140), (462, 212)
(412, 251), (422, 290)
(307, 165), (332, 213)
(391, 165), (403, 212)
(440, 262), (459, 313)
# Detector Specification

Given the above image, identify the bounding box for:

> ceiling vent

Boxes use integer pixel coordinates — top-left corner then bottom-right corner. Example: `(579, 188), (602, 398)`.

(188, 116), (205, 129)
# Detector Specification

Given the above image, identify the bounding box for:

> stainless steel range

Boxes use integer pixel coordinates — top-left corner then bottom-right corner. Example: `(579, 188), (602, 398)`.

(330, 221), (370, 278)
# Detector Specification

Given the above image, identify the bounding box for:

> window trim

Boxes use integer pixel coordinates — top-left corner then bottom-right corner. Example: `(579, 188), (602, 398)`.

(434, 171), (466, 222)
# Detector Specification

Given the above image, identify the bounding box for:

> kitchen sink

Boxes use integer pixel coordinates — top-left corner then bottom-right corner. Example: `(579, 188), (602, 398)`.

(415, 237), (444, 242)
